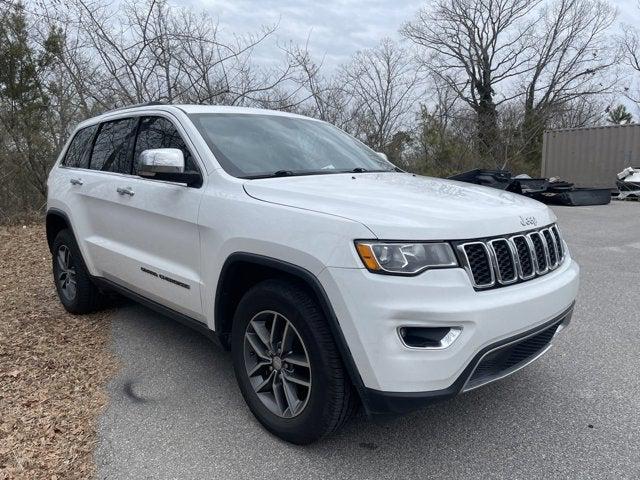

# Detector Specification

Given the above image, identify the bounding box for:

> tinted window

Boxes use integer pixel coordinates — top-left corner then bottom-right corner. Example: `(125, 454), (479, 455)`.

(62, 125), (97, 168)
(133, 116), (197, 174)
(89, 118), (137, 173)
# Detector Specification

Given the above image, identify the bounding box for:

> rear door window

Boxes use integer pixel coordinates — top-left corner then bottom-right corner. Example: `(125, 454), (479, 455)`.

(61, 125), (98, 169)
(89, 118), (138, 173)
(133, 116), (197, 175)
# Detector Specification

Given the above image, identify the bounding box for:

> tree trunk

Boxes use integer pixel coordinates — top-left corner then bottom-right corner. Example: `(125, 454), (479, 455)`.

(521, 106), (547, 173)
(475, 88), (499, 166)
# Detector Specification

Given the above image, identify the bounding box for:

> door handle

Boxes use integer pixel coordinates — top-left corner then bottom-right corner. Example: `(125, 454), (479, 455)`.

(116, 187), (135, 197)
(70, 178), (83, 186)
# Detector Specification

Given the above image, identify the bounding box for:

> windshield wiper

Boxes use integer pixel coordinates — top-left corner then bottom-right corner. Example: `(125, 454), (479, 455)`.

(240, 170), (300, 179)
(242, 167), (398, 179)
(343, 167), (399, 174)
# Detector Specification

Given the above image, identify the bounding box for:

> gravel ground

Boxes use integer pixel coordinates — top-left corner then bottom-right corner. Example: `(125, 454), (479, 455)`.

(0, 225), (117, 480)
(96, 202), (640, 480)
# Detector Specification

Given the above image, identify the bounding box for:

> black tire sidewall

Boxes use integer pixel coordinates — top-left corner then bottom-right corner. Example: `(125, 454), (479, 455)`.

(51, 229), (96, 313)
(231, 281), (340, 444)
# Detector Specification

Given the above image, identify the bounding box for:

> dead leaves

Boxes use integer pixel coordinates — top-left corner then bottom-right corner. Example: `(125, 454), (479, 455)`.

(0, 224), (118, 480)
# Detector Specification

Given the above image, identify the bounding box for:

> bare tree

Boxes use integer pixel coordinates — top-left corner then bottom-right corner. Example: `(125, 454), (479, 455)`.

(519, 0), (617, 165)
(403, 0), (617, 168)
(282, 42), (355, 128)
(402, 0), (541, 162)
(341, 38), (420, 152)
(547, 96), (607, 128)
(40, 0), (310, 111)
(523, 0), (616, 116)
(621, 1), (640, 106)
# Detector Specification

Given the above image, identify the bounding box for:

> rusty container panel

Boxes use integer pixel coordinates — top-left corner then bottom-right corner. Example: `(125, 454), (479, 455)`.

(542, 124), (640, 188)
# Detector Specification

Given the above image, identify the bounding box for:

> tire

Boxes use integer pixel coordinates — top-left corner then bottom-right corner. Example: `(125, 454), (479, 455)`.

(231, 279), (358, 444)
(51, 229), (104, 314)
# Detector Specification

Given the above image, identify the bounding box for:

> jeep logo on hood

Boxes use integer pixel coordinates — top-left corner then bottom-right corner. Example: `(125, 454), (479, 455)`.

(520, 215), (538, 227)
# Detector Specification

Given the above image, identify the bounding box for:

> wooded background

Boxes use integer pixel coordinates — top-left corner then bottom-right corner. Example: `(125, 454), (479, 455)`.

(1, 0), (639, 220)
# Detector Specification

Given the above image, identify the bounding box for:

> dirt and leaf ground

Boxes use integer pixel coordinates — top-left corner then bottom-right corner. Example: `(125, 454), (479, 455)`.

(0, 224), (118, 479)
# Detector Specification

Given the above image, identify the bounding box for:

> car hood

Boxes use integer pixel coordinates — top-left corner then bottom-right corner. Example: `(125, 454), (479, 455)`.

(243, 172), (556, 240)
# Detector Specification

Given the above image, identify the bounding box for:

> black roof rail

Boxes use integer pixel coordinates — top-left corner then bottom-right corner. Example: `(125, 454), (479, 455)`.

(103, 101), (167, 114)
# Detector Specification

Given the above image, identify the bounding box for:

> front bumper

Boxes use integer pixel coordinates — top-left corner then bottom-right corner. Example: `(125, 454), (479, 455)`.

(363, 307), (572, 414)
(318, 256), (579, 413)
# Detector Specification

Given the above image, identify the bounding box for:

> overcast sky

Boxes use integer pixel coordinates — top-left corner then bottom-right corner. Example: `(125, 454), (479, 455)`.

(188, 0), (423, 69)
(188, 0), (640, 72)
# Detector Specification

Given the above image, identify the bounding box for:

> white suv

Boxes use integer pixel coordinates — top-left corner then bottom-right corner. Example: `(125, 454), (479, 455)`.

(46, 104), (580, 444)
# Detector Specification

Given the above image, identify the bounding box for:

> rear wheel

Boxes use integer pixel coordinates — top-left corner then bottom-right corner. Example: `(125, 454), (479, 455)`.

(52, 229), (105, 314)
(231, 279), (357, 444)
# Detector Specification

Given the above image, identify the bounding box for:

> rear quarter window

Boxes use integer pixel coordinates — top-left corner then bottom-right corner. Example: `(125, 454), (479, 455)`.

(61, 125), (98, 169)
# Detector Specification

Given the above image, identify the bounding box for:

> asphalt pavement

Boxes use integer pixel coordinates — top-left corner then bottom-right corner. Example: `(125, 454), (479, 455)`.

(95, 201), (640, 479)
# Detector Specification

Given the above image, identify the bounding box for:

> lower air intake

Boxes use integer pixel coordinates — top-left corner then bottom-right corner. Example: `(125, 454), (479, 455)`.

(464, 321), (561, 391)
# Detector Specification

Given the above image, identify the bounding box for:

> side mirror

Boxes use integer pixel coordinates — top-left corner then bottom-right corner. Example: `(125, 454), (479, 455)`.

(139, 148), (185, 176)
(138, 148), (201, 187)
(376, 152), (388, 161)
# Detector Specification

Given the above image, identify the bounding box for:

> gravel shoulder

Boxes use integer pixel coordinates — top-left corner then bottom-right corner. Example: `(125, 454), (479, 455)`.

(0, 225), (117, 480)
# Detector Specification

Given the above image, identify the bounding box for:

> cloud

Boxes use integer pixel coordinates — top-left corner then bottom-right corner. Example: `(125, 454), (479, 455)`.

(184, 0), (640, 75)
(186, 0), (424, 70)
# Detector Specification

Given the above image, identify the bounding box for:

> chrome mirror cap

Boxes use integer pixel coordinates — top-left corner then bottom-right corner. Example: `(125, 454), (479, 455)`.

(376, 151), (388, 161)
(139, 148), (185, 176)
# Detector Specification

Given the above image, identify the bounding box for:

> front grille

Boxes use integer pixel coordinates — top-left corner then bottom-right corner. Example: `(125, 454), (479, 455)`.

(461, 243), (493, 286)
(465, 320), (561, 390)
(457, 224), (565, 290)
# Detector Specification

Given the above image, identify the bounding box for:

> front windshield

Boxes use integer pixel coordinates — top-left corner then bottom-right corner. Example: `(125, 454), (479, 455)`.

(189, 113), (396, 178)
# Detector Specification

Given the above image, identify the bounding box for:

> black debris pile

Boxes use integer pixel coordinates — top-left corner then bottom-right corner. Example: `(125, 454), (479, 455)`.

(448, 169), (612, 206)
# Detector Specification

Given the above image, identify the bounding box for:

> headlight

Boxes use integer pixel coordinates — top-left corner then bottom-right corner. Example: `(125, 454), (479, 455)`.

(355, 241), (458, 275)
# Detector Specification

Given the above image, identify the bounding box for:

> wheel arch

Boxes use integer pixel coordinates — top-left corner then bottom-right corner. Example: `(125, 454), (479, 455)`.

(46, 208), (73, 253)
(214, 253), (367, 400)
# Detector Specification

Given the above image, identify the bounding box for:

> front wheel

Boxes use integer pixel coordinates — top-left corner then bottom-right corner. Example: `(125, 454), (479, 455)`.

(51, 229), (105, 314)
(231, 279), (357, 444)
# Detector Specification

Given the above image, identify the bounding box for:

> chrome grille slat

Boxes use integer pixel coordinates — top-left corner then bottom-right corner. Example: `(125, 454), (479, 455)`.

(488, 239), (518, 285)
(528, 232), (549, 274)
(459, 224), (566, 290)
(542, 228), (559, 269)
(510, 235), (535, 280)
(458, 242), (495, 288)
(551, 225), (564, 261)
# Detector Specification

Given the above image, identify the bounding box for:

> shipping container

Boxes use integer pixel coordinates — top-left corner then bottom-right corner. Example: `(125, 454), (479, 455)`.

(541, 124), (640, 189)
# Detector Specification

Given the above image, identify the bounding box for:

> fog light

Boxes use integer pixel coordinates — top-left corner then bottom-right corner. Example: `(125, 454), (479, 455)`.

(399, 326), (462, 349)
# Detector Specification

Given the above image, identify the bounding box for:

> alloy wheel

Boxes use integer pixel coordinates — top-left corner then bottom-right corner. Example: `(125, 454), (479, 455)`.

(56, 245), (77, 301)
(243, 310), (312, 418)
